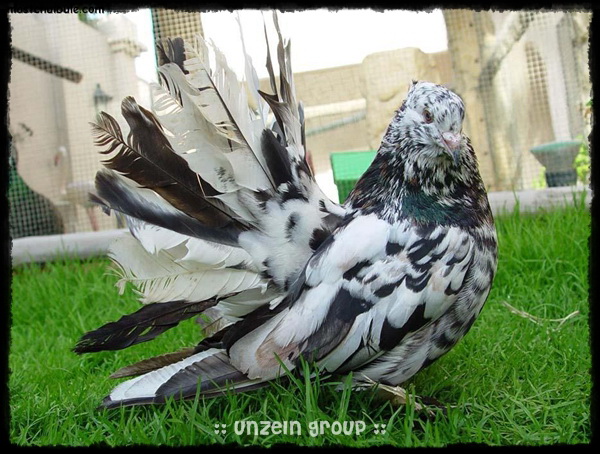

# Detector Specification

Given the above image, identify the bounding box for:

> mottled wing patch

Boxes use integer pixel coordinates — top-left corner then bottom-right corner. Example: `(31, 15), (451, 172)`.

(229, 216), (477, 381)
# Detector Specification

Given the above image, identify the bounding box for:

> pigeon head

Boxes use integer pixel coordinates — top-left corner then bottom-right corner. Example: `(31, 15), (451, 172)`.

(384, 81), (467, 168)
(349, 81), (490, 226)
(401, 81), (465, 165)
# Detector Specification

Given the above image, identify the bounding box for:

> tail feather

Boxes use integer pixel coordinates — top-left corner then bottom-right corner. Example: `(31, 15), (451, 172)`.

(156, 37), (187, 73)
(93, 169), (242, 246)
(153, 64), (258, 195)
(109, 347), (198, 379)
(102, 348), (267, 408)
(151, 62), (274, 229)
(94, 97), (247, 231)
(107, 232), (266, 305)
(183, 35), (274, 190)
(126, 217), (256, 271)
(73, 300), (216, 354)
(235, 13), (267, 122)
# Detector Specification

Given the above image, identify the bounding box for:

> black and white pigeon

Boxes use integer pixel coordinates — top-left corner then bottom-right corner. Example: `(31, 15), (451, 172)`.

(74, 14), (497, 408)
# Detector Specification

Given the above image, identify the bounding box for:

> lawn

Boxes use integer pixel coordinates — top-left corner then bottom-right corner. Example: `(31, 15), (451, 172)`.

(9, 194), (591, 446)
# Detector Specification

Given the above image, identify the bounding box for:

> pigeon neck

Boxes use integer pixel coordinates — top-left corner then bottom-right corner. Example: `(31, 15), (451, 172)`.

(346, 144), (491, 227)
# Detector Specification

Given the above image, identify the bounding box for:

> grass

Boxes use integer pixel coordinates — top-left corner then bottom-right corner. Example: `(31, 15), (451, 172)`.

(9, 194), (591, 446)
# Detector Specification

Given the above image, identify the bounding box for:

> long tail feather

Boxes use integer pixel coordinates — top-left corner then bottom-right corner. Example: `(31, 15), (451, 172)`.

(271, 11), (302, 151)
(93, 97), (247, 232)
(236, 12), (267, 125)
(183, 34), (275, 189)
(107, 233), (266, 304)
(93, 169), (242, 246)
(126, 217), (256, 271)
(262, 13), (278, 97)
(73, 300), (217, 354)
(109, 347), (198, 379)
(101, 348), (267, 408)
(156, 37), (187, 73)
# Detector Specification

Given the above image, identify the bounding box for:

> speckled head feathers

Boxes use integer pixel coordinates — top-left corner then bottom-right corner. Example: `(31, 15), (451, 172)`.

(348, 81), (492, 226)
(382, 81), (467, 155)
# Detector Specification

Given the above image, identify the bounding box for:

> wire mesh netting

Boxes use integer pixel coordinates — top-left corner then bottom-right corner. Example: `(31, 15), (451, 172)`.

(8, 9), (591, 238)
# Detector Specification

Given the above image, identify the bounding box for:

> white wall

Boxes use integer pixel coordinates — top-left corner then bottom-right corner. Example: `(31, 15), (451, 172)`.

(9, 13), (146, 233)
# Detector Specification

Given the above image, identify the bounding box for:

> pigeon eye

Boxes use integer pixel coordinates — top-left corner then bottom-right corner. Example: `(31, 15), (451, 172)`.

(423, 110), (434, 123)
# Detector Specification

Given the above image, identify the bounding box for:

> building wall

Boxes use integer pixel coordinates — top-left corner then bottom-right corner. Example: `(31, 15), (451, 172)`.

(446, 10), (590, 191)
(9, 13), (146, 232)
(360, 48), (452, 150)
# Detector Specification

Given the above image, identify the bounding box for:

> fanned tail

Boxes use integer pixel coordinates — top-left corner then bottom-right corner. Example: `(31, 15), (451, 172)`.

(77, 12), (347, 407)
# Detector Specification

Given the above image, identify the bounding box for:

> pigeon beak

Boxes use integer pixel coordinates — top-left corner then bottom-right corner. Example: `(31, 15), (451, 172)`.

(441, 132), (462, 166)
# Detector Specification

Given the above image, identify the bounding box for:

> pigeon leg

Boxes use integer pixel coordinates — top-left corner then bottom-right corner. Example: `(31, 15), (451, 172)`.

(362, 376), (447, 419)
(375, 384), (437, 418)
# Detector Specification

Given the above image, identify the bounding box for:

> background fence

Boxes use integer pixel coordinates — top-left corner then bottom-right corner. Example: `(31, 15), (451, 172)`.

(8, 9), (591, 239)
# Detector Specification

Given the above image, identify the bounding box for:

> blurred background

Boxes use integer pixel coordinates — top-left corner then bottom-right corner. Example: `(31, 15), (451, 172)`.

(8, 9), (591, 239)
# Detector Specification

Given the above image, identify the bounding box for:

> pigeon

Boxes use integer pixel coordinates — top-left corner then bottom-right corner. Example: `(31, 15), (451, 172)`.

(74, 14), (497, 409)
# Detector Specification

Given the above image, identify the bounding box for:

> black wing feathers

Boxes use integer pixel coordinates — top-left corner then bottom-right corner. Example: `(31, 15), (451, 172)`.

(154, 351), (244, 398)
(96, 97), (235, 226)
(73, 299), (217, 354)
(301, 288), (372, 363)
(91, 96), (251, 243)
(93, 170), (241, 245)
(102, 351), (269, 409)
(156, 37), (187, 74)
(261, 129), (294, 187)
